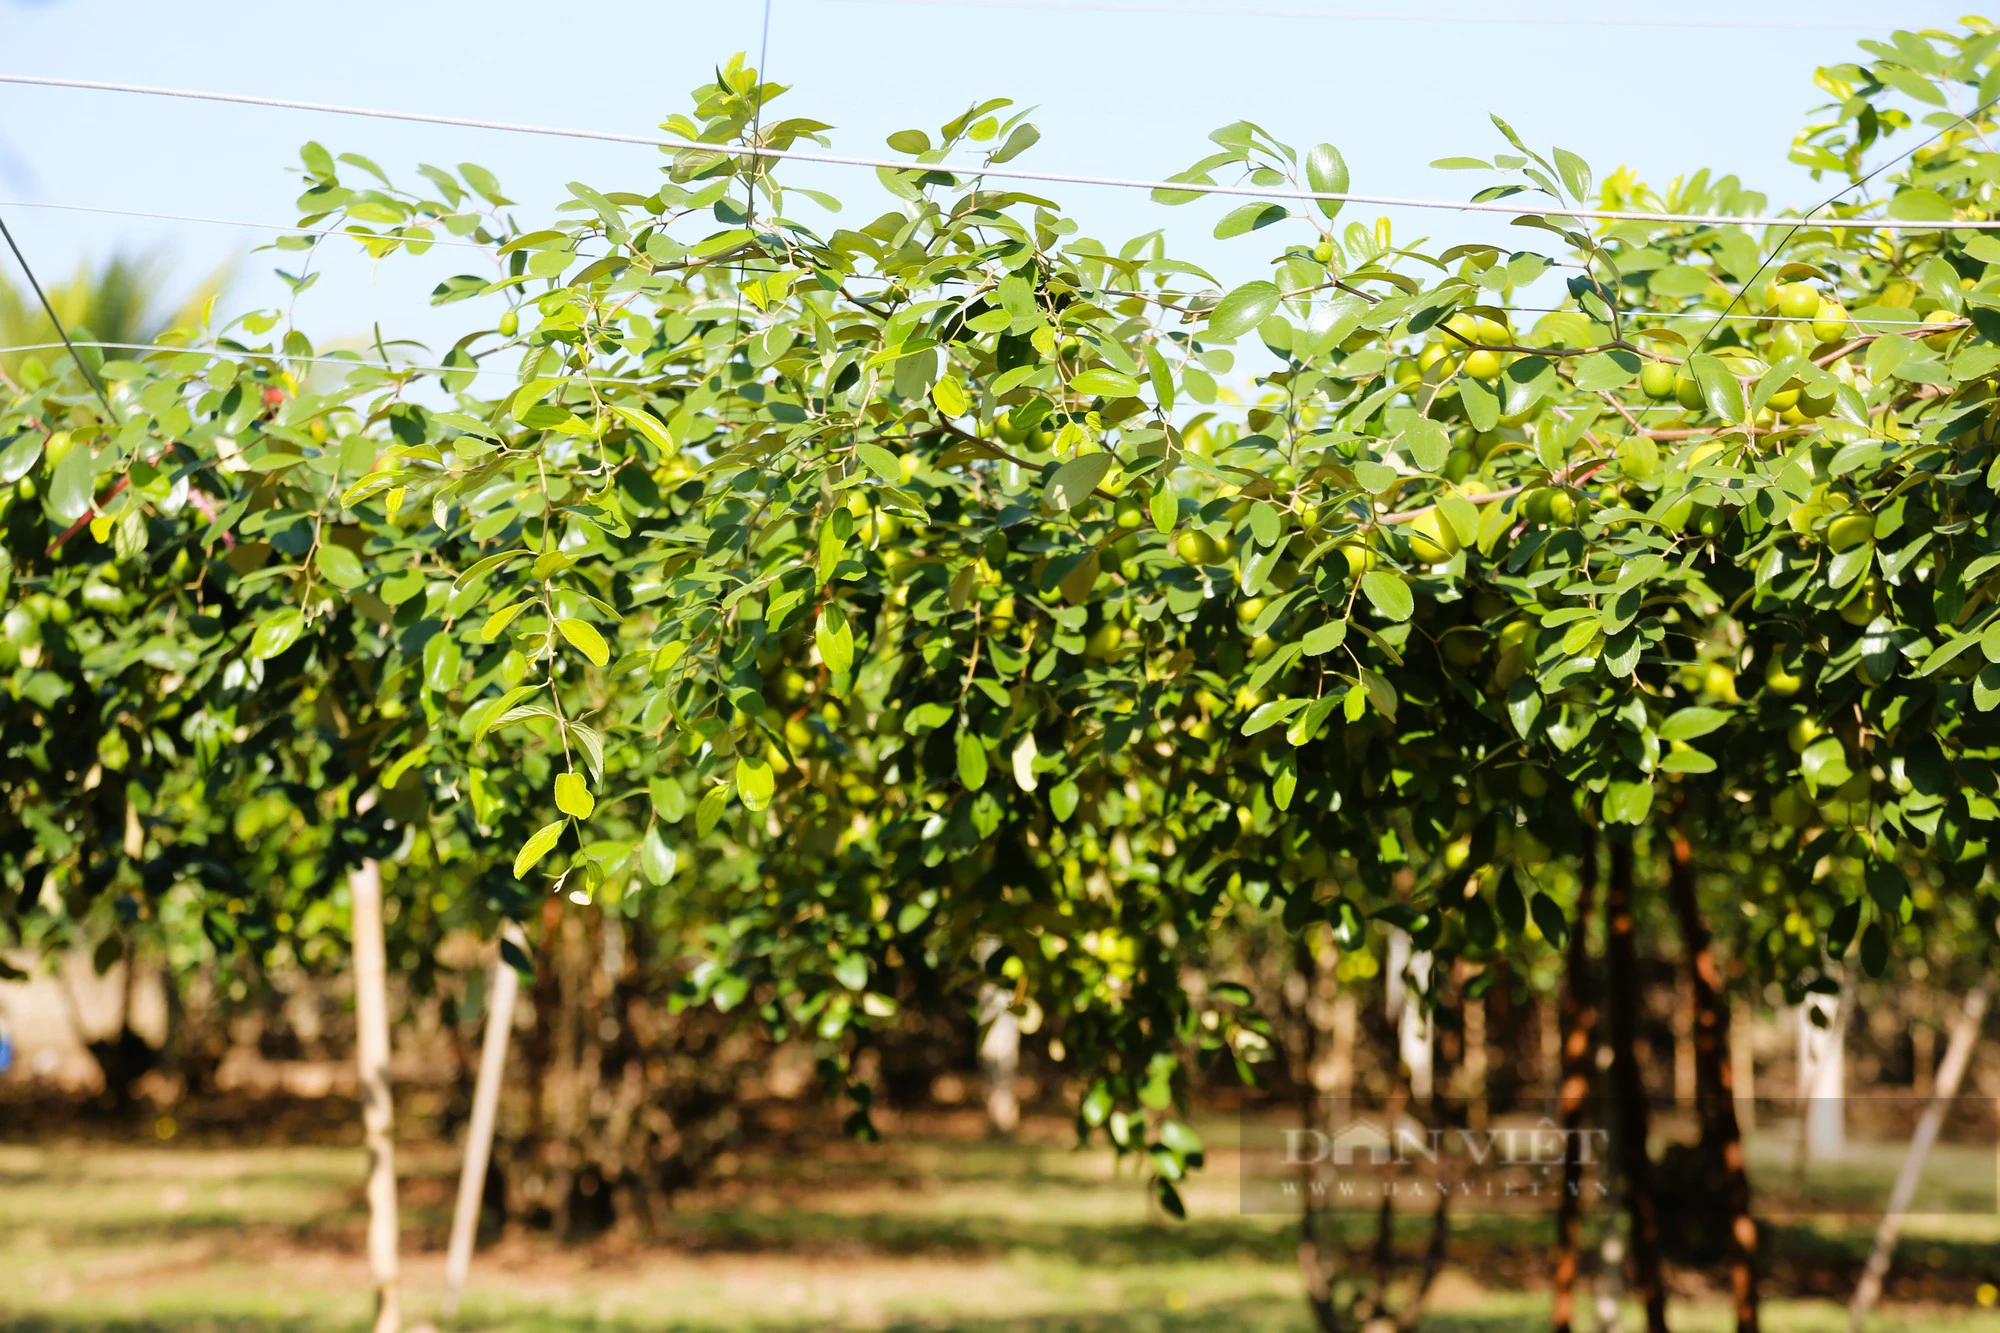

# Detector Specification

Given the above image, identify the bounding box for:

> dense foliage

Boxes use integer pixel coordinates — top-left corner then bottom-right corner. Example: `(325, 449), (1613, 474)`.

(5, 22), (2000, 1225)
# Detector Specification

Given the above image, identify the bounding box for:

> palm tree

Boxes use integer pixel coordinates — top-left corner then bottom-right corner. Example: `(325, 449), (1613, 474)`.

(0, 250), (234, 379)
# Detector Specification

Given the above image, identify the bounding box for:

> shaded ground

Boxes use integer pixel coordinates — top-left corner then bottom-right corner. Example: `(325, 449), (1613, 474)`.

(3, 1113), (1998, 1331)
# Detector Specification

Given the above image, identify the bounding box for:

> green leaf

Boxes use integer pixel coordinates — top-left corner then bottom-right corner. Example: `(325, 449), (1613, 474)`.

(1689, 353), (1746, 423)
(1150, 488), (1178, 534)
(1213, 202), (1288, 239)
(607, 403), (675, 454)
(481, 599), (534, 642)
(1044, 453), (1115, 513)
(639, 827), (677, 886)
(1402, 419), (1449, 473)
(1603, 778), (1655, 825)
(957, 731), (989, 789)
(695, 783), (732, 836)
(0, 432), (42, 484)
(834, 953), (870, 991)
(557, 617), (610, 666)
(931, 377), (970, 417)
(1050, 779), (1079, 821)
(1242, 698), (1309, 736)
(314, 544), (366, 590)
(1826, 898), (1863, 957)
(513, 821), (566, 879)
(1530, 893), (1569, 948)
(1505, 678), (1541, 738)
(737, 755), (776, 812)
(816, 605), (855, 675)
(1305, 143), (1349, 219)
(1206, 281), (1281, 342)
(554, 772), (595, 820)
(856, 442), (902, 481)
(1860, 922), (1889, 977)
(251, 609), (305, 661)
(1302, 620), (1348, 655)
(1799, 735), (1851, 793)
(1071, 369), (1141, 398)
(47, 440), (93, 525)
(1659, 706), (1730, 741)
(1359, 570), (1413, 622)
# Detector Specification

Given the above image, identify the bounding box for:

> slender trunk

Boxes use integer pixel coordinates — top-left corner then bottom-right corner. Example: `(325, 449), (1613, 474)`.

(1294, 936), (1339, 1333)
(1795, 969), (1854, 1180)
(1732, 1006), (1757, 1133)
(443, 920), (527, 1319)
(1666, 826), (1758, 1333)
(1606, 833), (1669, 1333)
(978, 983), (1022, 1135)
(1462, 990), (1489, 1131)
(1848, 980), (1991, 1333)
(1553, 822), (1599, 1333)
(350, 859), (400, 1333)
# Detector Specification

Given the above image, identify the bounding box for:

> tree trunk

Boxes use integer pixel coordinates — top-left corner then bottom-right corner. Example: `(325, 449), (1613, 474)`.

(349, 859), (400, 1333)
(978, 983), (1021, 1135)
(1732, 1006), (1757, 1133)
(1796, 968), (1852, 1165)
(1666, 826), (1758, 1333)
(1848, 980), (1991, 1333)
(1552, 822), (1599, 1333)
(443, 920), (526, 1319)
(1387, 929), (1434, 1106)
(1606, 833), (1669, 1333)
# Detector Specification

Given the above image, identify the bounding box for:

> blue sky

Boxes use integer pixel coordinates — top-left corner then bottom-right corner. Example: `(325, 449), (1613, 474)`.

(0, 0), (1971, 357)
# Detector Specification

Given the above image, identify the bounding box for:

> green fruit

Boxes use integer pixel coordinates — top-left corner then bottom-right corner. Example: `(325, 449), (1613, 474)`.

(1797, 383), (1837, 418)
(1312, 240), (1334, 264)
(1674, 373), (1705, 411)
(1247, 633), (1278, 661)
(1617, 436), (1659, 483)
(1441, 633), (1482, 667)
(1764, 655), (1805, 697)
(1339, 542), (1377, 577)
(1825, 511), (1873, 552)
(1114, 503), (1144, 529)
(1236, 596), (1268, 629)
(80, 581), (127, 614)
(1771, 786), (1813, 828)
(1443, 449), (1475, 483)
(1085, 622), (1123, 660)
(1639, 362), (1677, 399)
(1766, 381), (1801, 412)
(1176, 530), (1221, 565)
(1840, 580), (1885, 627)
(1787, 717), (1823, 754)
(498, 308), (520, 338)
(1517, 765), (1549, 799)
(1767, 325), (1808, 361)
(2, 606), (37, 648)
(1462, 349), (1504, 381)
(1406, 509), (1460, 565)
(15, 477), (35, 502)
(1777, 282), (1822, 321)
(1813, 302), (1850, 345)
(1545, 490), (1577, 525)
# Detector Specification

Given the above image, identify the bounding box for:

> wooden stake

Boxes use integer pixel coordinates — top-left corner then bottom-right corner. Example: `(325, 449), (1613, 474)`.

(442, 920), (527, 1320)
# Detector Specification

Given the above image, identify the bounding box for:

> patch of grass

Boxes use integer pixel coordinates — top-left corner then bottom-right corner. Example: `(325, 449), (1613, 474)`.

(2, 1127), (1998, 1332)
